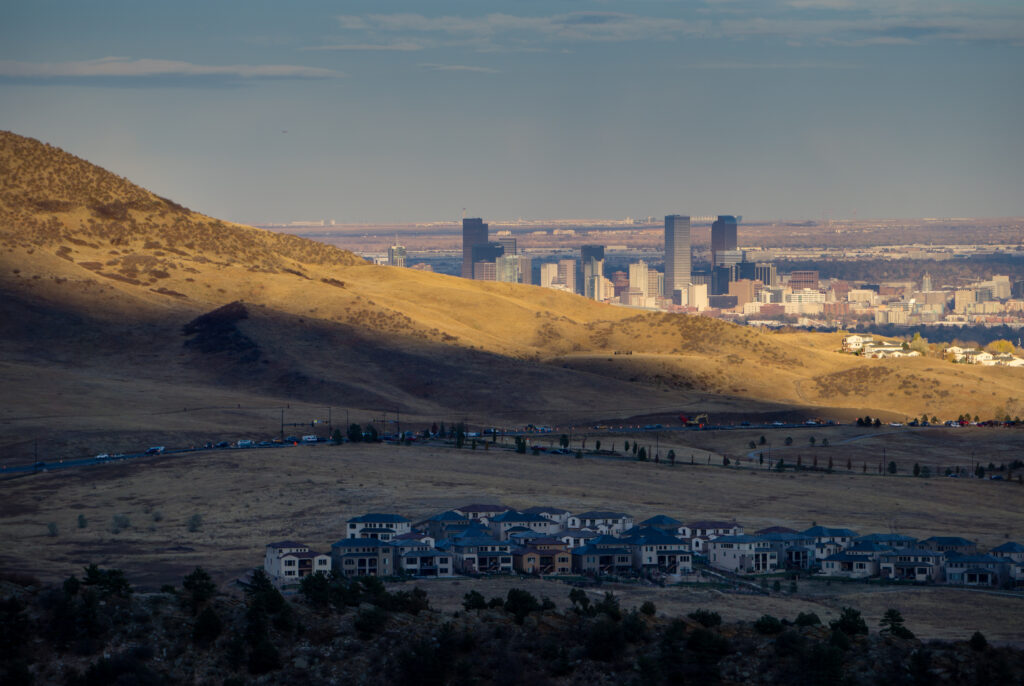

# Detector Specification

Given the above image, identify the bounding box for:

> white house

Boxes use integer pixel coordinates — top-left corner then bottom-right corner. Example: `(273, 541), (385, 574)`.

(264, 541), (331, 587)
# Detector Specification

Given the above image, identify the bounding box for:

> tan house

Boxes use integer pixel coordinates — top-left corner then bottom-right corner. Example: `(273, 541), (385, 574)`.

(878, 548), (945, 582)
(330, 538), (393, 577)
(707, 535), (778, 574)
(264, 541), (331, 588)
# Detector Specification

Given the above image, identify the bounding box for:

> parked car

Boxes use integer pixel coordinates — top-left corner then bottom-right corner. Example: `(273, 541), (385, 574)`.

(145, 446), (165, 455)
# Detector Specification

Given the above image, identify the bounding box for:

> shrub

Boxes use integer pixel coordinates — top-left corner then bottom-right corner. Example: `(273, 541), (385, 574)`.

(182, 567), (217, 612)
(187, 514), (203, 532)
(774, 629), (806, 657)
(640, 600), (657, 616)
(47, 522), (58, 537)
(109, 514), (130, 533)
(794, 611), (821, 627)
(754, 614), (784, 635)
(969, 631), (988, 651)
(462, 590), (487, 611)
(830, 607), (867, 636)
(192, 606), (222, 646)
(688, 609), (721, 628)
(354, 605), (388, 639)
(77, 514), (87, 529)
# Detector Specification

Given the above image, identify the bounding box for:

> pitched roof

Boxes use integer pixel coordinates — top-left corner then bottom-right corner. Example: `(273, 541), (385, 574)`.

(267, 540), (308, 549)
(992, 541), (1024, 553)
(688, 520), (740, 529)
(879, 547), (944, 558)
(491, 510), (551, 523)
(427, 510), (469, 521)
(845, 542), (895, 553)
(640, 515), (683, 527)
(455, 504), (512, 513)
(331, 538), (388, 549)
(574, 510), (631, 519)
(711, 535), (765, 544)
(522, 506), (571, 515)
(855, 533), (917, 543)
(922, 536), (975, 546)
(803, 526), (859, 538)
(281, 550), (326, 559)
(945, 553), (1004, 564)
(757, 532), (813, 542)
(756, 526), (798, 535)
(348, 513), (410, 524)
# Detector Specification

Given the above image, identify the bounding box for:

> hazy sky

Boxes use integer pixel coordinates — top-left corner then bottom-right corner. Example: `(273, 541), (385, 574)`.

(2, 1), (1022, 224)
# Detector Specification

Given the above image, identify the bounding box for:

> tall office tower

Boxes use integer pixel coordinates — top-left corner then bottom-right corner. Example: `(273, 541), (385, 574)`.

(387, 244), (407, 268)
(629, 260), (649, 297)
(710, 215), (738, 267)
(473, 262), (497, 281)
(497, 236), (517, 256)
(517, 256), (532, 285)
(557, 259), (577, 294)
(921, 272), (933, 292)
(581, 245), (605, 299)
(540, 262), (559, 288)
(664, 215), (691, 298)
(754, 263), (778, 287)
(462, 217), (489, 279)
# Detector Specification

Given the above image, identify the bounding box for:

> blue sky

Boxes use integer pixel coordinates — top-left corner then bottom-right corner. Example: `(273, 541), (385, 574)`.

(1, 1), (1022, 224)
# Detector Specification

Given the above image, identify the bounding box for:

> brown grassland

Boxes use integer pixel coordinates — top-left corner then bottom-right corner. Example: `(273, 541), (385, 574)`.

(1, 442), (1022, 641)
(2, 130), (1023, 643)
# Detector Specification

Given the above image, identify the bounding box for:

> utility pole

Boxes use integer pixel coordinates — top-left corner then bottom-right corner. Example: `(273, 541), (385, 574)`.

(396, 408), (401, 438)
(328, 407), (332, 436)
(280, 408), (284, 440)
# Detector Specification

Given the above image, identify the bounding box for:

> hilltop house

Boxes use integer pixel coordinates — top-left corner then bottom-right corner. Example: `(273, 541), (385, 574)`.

(757, 532), (816, 570)
(567, 511), (634, 535)
(803, 526), (858, 562)
(345, 513), (412, 541)
(855, 533), (918, 550)
(878, 548), (945, 582)
(419, 510), (472, 540)
(707, 535), (779, 574)
(558, 528), (600, 549)
(438, 535), (513, 574)
(683, 520), (744, 552)
(453, 504), (512, 524)
(622, 529), (693, 575)
(512, 539), (572, 575)
(330, 538), (393, 577)
(489, 510), (560, 540)
(521, 506), (573, 528)
(571, 536), (634, 576)
(264, 541), (331, 588)
(944, 554), (1012, 587)
(920, 536), (977, 557)
(819, 542), (893, 579)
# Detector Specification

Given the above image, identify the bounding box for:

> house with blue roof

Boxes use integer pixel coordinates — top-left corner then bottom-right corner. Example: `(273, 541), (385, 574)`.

(878, 548), (946, 582)
(330, 538), (394, 577)
(346, 513), (411, 541)
(567, 511), (634, 535)
(521, 505), (572, 528)
(820, 542), (893, 579)
(920, 536), (977, 557)
(438, 536), (513, 574)
(707, 535), (779, 574)
(621, 529), (693, 575)
(802, 526), (859, 561)
(570, 538), (633, 576)
(757, 532), (816, 570)
(944, 553), (1011, 587)
(855, 533), (918, 550)
(489, 510), (560, 540)
(991, 541), (1024, 563)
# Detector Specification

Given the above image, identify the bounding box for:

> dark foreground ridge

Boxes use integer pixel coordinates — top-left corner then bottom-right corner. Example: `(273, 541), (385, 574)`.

(2, 565), (1022, 685)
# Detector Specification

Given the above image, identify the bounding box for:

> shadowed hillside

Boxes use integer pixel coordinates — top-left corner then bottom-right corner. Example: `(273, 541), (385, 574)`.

(1, 130), (1022, 462)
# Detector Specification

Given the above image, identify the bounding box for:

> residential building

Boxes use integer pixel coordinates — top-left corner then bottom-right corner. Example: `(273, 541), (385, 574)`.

(419, 510), (471, 541)
(707, 535), (779, 574)
(454, 504), (512, 523)
(819, 542), (893, 579)
(512, 539), (572, 575)
(803, 526), (859, 561)
(346, 513), (412, 541)
(567, 511), (634, 535)
(944, 554), (1011, 587)
(878, 548), (945, 582)
(622, 529), (693, 575)
(264, 541), (331, 588)
(521, 506), (573, 528)
(488, 510), (560, 540)
(439, 535), (513, 574)
(920, 536), (977, 557)
(571, 535), (634, 576)
(330, 538), (394, 577)
(757, 532), (816, 570)
(855, 533), (918, 550)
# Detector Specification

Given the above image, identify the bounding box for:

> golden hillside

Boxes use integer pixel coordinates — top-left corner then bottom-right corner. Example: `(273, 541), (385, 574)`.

(1, 130), (1021, 426)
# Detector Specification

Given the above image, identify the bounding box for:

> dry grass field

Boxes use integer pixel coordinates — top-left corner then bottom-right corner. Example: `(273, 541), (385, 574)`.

(2, 442), (1022, 640)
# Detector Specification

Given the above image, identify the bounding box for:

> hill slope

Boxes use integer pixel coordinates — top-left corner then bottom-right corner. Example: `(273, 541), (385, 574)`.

(1, 130), (1022, 460)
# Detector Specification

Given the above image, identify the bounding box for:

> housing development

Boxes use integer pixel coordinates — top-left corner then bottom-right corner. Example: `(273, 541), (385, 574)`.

(263, 504), (1024, 591)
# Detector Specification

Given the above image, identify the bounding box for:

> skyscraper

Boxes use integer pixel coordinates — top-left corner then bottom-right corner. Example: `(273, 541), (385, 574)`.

(581, 245), (605, 299)
(711, 215), (737, 267)
(462, 217), (488, 279)
(387, 244), (406, 268)
(664, 215), (691, 299)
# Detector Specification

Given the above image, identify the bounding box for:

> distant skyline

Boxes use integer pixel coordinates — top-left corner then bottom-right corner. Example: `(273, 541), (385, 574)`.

(2, 1), (1022, 225)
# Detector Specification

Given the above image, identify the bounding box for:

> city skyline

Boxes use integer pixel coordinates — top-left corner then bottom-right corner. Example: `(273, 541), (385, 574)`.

(1, 1), (1021, 225)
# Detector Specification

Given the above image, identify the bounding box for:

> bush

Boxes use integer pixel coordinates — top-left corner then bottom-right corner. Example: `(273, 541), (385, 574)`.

(830, 606), (867, 636)
(754, 614), (784, 635)
(640, 600), (657, 616)
(688, 609), (721, 628)
(969, 631), (988, 651)
(774, 629), (806, 657)
(47, 522), (58, 537)
(354, 605), (388, 639)
(462, 590), (487, 611)
(109, 514), (130, 534)
(794, 611), (821, 627)
(182, 567), (217, 612)
(187, 514), (203, 532)
(77, 514), (88, 529)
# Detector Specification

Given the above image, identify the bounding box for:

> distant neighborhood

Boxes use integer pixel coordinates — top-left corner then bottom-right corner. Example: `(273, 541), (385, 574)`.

(842, 334), (1024, 367)
(263, 504), (1023, 591)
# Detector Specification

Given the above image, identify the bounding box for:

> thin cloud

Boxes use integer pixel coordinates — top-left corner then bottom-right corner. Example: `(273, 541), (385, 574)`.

(683, 60), (859, 69)
(0, 57), (343, 80)
(418, 63), (498, 74)
(302, 42), (422, 52)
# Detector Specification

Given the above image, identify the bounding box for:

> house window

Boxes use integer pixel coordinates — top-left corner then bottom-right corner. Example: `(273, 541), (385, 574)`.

(284, 559), (296, 566)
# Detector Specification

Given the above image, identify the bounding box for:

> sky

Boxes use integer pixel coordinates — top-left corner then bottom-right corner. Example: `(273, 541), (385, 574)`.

(1, 1), (1022, 225)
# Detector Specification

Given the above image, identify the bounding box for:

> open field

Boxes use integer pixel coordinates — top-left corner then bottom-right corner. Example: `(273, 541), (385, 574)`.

(2, 441), (1021, 640)
(2, 441), (1020, 578)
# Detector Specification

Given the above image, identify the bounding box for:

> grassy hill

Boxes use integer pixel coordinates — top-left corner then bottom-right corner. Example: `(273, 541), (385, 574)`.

(1, 130), (1022, 462)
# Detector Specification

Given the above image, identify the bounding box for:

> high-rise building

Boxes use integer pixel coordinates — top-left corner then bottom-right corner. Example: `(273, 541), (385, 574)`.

(462, 218), (488, 279)
(664, 215), (691, 298)
(629, 260), (649, 297)
(540, 262), (559, 289)
(496, 254), (531, 284)
(648, 270), (664, 300)
(557, 259), (577, 294)
(754, 263), (778, 287)
(921, 272), (933, 292)
(711, 215), (738, 267)
(387, 244), (407, 268)
(497, 236), (517, 257)
(581, 245), (605, 300)
(473, 262), (497, 281)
